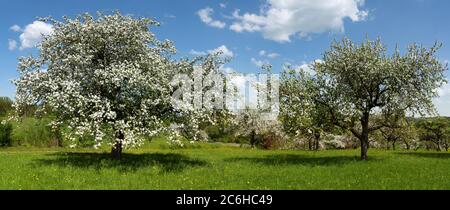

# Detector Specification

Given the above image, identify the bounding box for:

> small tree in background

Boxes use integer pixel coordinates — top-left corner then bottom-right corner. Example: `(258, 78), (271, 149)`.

(232, 108), (285, 149)
(280, 68), (334, 150)
(416, 117), (450, 151)
(377, 112), (412, 150)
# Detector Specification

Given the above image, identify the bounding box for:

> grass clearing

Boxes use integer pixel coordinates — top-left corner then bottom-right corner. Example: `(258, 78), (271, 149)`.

(0, 140), (449, 190)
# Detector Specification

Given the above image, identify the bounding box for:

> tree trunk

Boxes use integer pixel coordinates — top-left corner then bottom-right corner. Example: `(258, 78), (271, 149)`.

(250, 130), (256, 148)
(314, 133), (320, 151)
(404, 140), (410, 150)
(360, 113), (370, 160)
(436, 140), (441, 152)
(55, 129), (63, 147)
(111, 131), (124, 160)
(392, 141), (396, 151)
(360, 137), (369, 160)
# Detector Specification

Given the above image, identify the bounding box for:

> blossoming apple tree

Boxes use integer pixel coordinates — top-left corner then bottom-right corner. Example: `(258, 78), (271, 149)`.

(289, 38), (447, 160)
(13, 12), (214, 159)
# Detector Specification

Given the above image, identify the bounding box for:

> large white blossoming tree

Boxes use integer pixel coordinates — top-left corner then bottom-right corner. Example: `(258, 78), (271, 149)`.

(13, 12), (209, 159)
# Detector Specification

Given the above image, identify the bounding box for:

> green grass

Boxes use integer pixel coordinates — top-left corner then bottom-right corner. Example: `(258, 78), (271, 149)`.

(0, 139), (449, 190)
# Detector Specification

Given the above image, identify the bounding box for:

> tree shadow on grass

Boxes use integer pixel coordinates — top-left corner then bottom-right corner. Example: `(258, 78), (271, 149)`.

(227, 154), (377, 167)
(396, 152), (450, 159)
(34, 152), (208, 173)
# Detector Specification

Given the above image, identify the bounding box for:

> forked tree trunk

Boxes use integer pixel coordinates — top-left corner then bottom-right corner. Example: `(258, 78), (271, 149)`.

(111, 131), (124, 160)
(436, 140), (441, 152)
(404, 140), (410, 150)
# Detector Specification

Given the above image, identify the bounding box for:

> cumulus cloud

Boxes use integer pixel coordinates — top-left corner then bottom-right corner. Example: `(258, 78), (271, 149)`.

(10, 25), (22, 32)
(229, 0), (368, 42)
(434, 99), (450, 116)
(220, 67), (267, 111)
(251, 58), (269, 67)
(228, 73), (260, 110)
(189, 49), (207, 56)
(297, 62), (315, 75)
(438, 82), (450, 97)
(208, 45), (234, 57)
(197, 7), (226, 29)
(259, 50), (279, 58)
(287, 59), (323, 75)
(8, 39), (17, 51)
(220, 66), (236, 74)
(189, 45), (234, 58)
(18, 21), (53, 50)
(434, 82), (450, 116)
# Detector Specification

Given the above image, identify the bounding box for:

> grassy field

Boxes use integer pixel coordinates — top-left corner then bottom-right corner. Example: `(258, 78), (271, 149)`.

(0, 139), (449, 190)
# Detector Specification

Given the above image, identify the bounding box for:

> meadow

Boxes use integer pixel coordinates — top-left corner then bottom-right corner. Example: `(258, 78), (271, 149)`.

(0, 139), (449, 190)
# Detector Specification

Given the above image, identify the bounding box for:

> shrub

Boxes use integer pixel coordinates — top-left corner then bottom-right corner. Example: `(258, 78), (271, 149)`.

(251, 131), (288, 150)
(322, 136), (347, 150)
(0, 122), (13, 147)
(0, 97), (12, 117)
(11, 117), (62, 147)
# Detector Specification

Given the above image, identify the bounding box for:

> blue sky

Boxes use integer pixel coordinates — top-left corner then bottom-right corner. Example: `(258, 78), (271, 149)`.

(1, 0), (449, 115)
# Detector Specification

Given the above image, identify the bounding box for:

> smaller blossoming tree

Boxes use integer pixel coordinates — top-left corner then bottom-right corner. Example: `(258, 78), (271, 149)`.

(280, 66), (334, 150)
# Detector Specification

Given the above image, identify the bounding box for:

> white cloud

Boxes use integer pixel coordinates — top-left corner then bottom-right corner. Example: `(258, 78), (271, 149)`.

(208, 45), (234, 57)
(220, 67), (266, 111)
(220, 66), (236, 74)
(228, 73), (260, 110)
(297, 62), (315, 75)
(267, 53), (279, 58)
(220, 3), (227, 8)
(164, 14), (176, 19)
(229, 10), (264, 33)
(197, 7), (226, 29)
(438, 82), (450, 97)
(190, 45), (234, 58)
(289, 59), (323, 75)
(434, 96), (450, 117)
(8, 39), (17, 50)
(433, 79), (450, 116)
(259, 50), (279, 58)
(251, 58), (269, 67)
(229, 0), (368, 42)
(10, 25), (22, 32)
(189, 49), (207, 56)
(19, 21), (53, 50)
